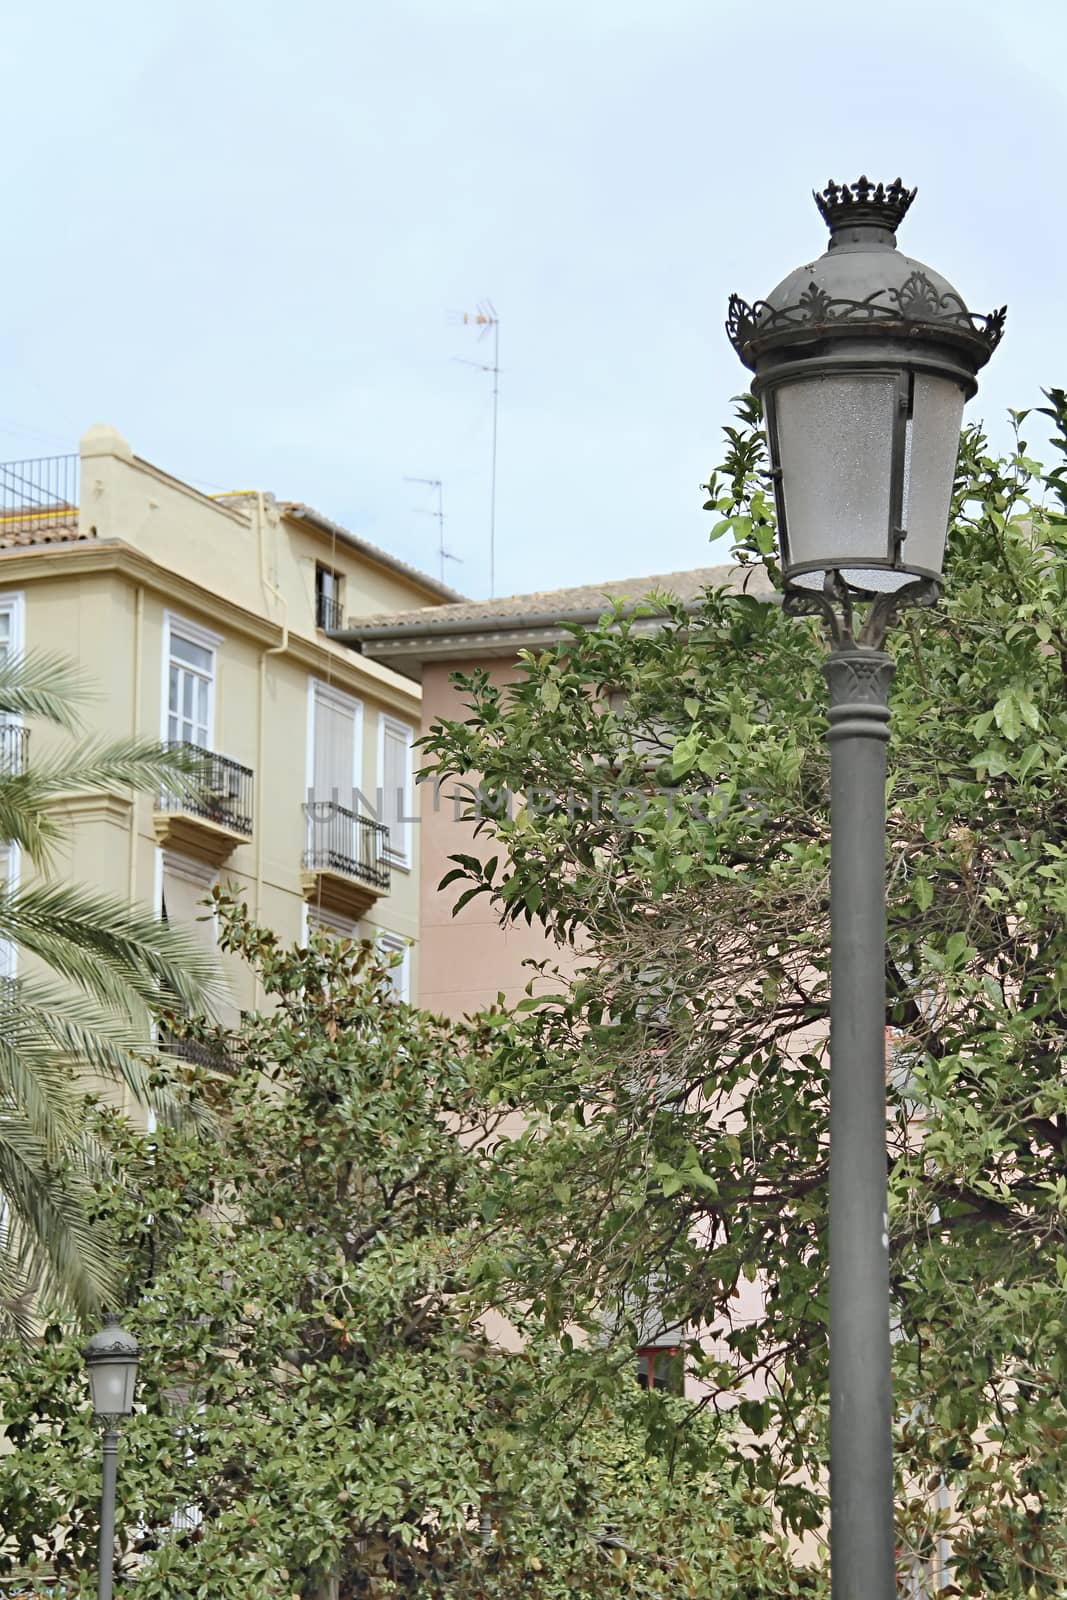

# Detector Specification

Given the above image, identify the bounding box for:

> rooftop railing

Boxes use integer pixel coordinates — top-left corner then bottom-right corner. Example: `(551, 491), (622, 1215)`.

(0, 454), (78, 540)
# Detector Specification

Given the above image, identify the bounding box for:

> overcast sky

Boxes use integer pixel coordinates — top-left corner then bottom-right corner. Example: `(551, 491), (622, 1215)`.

(3, 0), (1064, 602)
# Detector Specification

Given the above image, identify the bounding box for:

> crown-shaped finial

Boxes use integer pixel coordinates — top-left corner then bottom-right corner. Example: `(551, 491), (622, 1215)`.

(814, 175), (917, 236)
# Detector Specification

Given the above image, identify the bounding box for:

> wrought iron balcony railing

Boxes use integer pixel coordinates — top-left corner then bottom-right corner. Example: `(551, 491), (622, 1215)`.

(158, 744), (254, 837)
(302, 801), (390, 891)
(0, 454), (78, 540)
(158, 1027), (240, 1076)
(0, 723), (29, 775)
(315, 589), (345, 632)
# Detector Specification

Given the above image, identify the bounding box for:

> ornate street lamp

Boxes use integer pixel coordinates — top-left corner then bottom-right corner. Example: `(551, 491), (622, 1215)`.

(84, 1312), (140, 1600)
(727, 178), (1004, 1600)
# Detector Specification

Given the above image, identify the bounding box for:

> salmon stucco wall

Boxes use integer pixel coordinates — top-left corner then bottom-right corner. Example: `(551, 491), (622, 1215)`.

(418, 658), (578, 1019)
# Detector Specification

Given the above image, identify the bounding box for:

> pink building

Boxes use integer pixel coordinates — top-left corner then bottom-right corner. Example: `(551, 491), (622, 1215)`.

(338, 562), (766, 1016)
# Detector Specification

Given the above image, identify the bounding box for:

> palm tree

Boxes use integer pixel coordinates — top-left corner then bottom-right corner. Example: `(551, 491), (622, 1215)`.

(0, 651), (224, 1333)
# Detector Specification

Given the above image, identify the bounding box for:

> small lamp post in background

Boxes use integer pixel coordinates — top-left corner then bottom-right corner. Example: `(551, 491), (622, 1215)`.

(84, 1312), (140, 1600)
(726, 178), (1004, 1599)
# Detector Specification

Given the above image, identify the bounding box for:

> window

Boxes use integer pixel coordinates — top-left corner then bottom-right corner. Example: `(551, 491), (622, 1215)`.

(376, 932), (410, 1002)
(0, 592), (25, 979)
(163, 616), (219, 750)
(315, 565), (345, 632)
(305, 680), (363, 869)
(160, 851), (218, 956)
(635, 1346), (682, 1393)
(0, 593), (23, 664)
(378, 714), (414, 866)
(308, 681), (361, 807)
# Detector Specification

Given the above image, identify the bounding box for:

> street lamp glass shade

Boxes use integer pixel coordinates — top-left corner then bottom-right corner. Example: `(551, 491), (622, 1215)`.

(84, 1313), (139, 1419)
(774, 373), (899, 592)
(770, 369), (965, 593)
(901, 372), (967, 579)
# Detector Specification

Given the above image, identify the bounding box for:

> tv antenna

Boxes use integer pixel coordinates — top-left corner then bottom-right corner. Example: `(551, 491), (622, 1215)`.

(455, 300), (500, 597)
(404, 476), (461, 584)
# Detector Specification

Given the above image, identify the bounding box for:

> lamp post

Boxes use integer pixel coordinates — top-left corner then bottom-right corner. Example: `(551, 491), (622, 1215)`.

(84, 1312), (140, 1600)
(726, 178), (1004, 1599)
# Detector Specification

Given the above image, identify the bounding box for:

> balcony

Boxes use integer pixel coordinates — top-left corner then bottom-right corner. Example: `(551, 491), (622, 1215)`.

(301, 801), (390, 919)
(153, 745), (254, 866)
(158, 1026), (240, 1076)
(315, 589), (344, 632)
(0, 723), (29, 775)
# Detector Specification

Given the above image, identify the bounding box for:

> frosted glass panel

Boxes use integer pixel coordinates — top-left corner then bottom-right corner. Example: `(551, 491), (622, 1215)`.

(775, 375), (897, 590)
(901, 374), (964, 578)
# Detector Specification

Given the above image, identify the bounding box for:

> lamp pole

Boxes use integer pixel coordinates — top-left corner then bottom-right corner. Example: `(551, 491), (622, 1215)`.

(823, 642), (896, 1589)
(727, 177), (1004, 1598)
(84, 1312), (140, 1600)
(96, 1424), (121, 1600)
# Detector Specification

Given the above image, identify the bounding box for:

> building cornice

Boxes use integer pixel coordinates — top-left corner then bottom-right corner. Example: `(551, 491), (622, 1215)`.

(48, 792), (134, 827)
(0, 539), (422, 716)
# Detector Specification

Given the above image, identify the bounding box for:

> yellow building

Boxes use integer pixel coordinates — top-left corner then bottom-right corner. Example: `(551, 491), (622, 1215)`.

(0, 424), (461, 1020)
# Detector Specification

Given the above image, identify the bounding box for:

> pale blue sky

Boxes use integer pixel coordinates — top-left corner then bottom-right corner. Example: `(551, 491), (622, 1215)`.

(2, 0), (1064, 600)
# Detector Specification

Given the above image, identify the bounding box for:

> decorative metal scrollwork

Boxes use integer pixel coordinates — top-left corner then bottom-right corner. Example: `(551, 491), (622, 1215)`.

(783, 575), (939, 653)
(726, 273), (1006, 362)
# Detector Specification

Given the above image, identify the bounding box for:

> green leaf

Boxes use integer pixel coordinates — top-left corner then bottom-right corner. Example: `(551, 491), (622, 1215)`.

(993, 692), (1021, 742)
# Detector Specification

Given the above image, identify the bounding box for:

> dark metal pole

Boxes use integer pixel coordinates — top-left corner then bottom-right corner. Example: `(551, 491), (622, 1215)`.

(96, 1427), (120, 1600)
(824, 646), (896, 1600)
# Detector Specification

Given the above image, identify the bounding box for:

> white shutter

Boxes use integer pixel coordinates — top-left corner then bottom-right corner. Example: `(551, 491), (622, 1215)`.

(379, 716), (412, 865)
(312, 686), (358, 805)
(307, 683), (362, 870)
(161, 854), (218, 956)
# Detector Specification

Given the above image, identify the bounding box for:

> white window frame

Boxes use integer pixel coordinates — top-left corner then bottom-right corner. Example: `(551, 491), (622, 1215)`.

(377, 931), (410, 1003)
(0, 592), (26, 980)
(305, 678), (363, 807)
(377, 713), (414, 868)
(314, 563), (345, 629)
(0, 590), (25, 662)
(307, 904), (360, 940)
(160, 849), (219, 928)
(161, 612), (221, 750)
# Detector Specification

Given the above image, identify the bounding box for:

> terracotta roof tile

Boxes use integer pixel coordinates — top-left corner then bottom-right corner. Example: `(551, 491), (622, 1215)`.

(340, 562), (773, 638)
(0, 514), (87, 551)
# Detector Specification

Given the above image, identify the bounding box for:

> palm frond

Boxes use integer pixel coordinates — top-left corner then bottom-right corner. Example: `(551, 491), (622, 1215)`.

(0, 882), (226, 1016)
(0, 1111), (117, 1333)
(0, 779), (68, 867)
(0, 651), (90, 730)
(0, 740), (214, 871)
(0, 974), (213, 1131)
(0, 653), (227, 1326)
(20, 734), (213, 799)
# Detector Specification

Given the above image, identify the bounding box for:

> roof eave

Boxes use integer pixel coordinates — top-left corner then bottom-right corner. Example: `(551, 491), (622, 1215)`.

(334, 592), (706, 651)
(336, 596), (716, 684)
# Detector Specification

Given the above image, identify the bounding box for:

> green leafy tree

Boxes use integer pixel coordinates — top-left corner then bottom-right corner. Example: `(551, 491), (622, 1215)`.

(420, 394), (1067, 1593)
(0, 653), (221, 1332)
(0, 902), (818, 1599)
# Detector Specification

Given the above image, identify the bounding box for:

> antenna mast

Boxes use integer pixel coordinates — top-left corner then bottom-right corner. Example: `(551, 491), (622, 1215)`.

(458, 301), (500, 597)
(404, 476), (462, 583)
